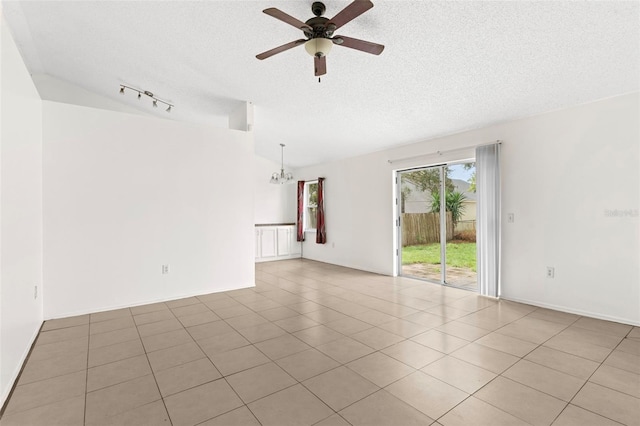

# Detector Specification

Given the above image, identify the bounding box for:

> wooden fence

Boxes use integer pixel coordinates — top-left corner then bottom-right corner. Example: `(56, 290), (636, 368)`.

(401, 212), (453, 246)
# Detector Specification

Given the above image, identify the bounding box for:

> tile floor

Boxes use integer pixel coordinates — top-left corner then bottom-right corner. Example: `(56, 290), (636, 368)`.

(1, 259), (639, 426)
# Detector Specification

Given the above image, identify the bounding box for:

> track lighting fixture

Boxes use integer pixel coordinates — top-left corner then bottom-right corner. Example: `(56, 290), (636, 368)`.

(118, 84), (174, 113)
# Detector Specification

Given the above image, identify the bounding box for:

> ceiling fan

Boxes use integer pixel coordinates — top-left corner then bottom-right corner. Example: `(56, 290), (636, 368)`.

(256, 0), (384, 79)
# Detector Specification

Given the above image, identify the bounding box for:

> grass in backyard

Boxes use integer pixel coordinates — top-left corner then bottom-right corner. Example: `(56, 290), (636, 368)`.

(402, 242), (476, 271)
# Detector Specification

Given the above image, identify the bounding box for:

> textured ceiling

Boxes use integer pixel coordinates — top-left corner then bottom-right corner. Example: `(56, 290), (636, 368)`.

(2, 1), (639, 167)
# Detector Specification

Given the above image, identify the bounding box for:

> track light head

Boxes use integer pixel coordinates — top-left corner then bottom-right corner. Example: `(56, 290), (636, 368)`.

(119, 86), (125, 95)
(166, 105), (172, 113)
(138, 92), (141, 99)
(153, 99), (158, 108)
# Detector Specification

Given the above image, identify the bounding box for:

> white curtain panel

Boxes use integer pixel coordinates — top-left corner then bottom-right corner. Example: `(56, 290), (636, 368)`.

(476, 143), (501, 297)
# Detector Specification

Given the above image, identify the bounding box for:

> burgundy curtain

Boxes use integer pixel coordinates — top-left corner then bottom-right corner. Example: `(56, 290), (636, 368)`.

(296, 180), (305, 242)
(316, 177), (326, 244)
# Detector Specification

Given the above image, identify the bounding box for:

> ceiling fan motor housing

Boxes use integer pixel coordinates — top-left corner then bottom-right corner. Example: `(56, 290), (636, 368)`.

(311, 2), (326, 17)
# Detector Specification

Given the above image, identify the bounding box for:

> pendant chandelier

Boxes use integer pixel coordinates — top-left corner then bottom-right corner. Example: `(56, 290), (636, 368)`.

(270, 144), (294, 184)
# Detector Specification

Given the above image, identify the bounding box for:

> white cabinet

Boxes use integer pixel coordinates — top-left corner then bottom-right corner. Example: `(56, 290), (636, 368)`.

(256, 225), (302, 262)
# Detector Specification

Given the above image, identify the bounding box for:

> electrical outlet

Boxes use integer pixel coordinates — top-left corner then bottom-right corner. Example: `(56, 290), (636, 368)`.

(546, 267), (555, 278)
(508, 213), (515, 223)
(162, 264), (170, 274)
(34, 285), (38, 299)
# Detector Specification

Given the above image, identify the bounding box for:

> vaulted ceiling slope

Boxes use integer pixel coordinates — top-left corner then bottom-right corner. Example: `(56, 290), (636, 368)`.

(2, 1), (639, 167)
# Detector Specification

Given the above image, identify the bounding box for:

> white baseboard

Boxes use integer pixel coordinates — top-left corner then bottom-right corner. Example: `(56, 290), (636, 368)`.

(1, 324), (41, 408)
(43, 282), (255, 321)
(500, 295), (640, 326)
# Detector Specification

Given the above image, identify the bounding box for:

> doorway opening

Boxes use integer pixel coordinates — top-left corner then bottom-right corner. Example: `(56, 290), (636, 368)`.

(397, 161), (477, 291)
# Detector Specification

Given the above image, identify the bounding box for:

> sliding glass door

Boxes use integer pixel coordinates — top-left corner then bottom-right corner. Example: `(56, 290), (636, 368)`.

(398, 161), (477, 290)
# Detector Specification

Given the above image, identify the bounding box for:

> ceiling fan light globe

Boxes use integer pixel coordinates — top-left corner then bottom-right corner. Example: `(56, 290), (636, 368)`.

(305, 38), (332, 57)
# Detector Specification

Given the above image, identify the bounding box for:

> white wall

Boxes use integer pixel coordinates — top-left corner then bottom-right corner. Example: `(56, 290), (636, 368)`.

(297, 93), (639, 325)
(43, 101), (255, 319)
(0, 18), (44, 406)
(254, 155), (297, 225)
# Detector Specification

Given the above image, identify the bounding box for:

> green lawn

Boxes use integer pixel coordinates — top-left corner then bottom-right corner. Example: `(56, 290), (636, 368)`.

(402, 243), (477, 271)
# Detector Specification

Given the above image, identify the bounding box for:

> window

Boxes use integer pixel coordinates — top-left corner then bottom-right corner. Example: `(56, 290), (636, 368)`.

(304, 181), (318, 231)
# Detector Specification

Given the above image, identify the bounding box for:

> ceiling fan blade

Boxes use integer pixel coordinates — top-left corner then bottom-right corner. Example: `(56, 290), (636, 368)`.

(256, 39), (306, 60)
(333, 35), (384, 55)
(315, 55), (327, 76)
(263, 8), (312, 32)
(328, 0), (373, 30)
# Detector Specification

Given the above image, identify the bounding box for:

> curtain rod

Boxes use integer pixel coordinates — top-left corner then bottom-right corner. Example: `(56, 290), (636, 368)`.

(387, 140), (502, 164)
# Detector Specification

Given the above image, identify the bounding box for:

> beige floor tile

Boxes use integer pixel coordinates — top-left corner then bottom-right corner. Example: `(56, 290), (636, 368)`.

(87, 354), (152, 392)
(503, 359), (585, 401)
(339, 389), (434, 426)
(378, 318), (430, 338)
(352, 309), (398, 325)
(85, 375), (161, 425)
(436, 320), (492, 341)
(572, 382), (640, 426)
(136, 318), (184, 337)
(526, 308), (580, 326)
(199, 406), (260, 426)
(411, 330), (469, 354)
(90, 400), (171, 426)
(227, 362), (296, 403)
(255, 333), (311, 360)
(276, 348), (340, 381)
(303, 366), (379, 411)
(316, 336), (375, 364)
(154, 357), (221, 397)
(37, 325), (89, 346)
(475, 332), (539, 357)
(403, 311), (448, 328)
(129, 302), (168, 316)
(618, 338), (640, 356)
(42, 315), (90, 331)
(288, 301), (325, 314)
(275, 315), (321, 332)
(186, 320), (235, 341)
(89, 327), (139, 349)
(90, 308), (132, 323)
(213, 304), (254, 319)
(495, 321), (562, 345)
(326, 317), (374, 335)
(133, 309), (175, 326)
(604, 349), (640, 374)
(294, 325), (345, 346)
(147, 341), (205, 372)
(29, 336), (89, 362)
(88, 338), (145, 367)
(347, 352), (415, 387)
(421, 356), (496, 394)
(303, 308), (349, 324)
(164, 379), (243, 426)
(543, 333), (613, 362)
(382, 339), (445, 369)
(198, 330), (251, 356)
(4, 370), (86, 415)
(166, 296), (201, 308)
(450, 343), (519, 374)
(552, 404), (621, 426)
(259, 306), (300, 321)
(629, 327), (640, 340)
(140, 328), (194, 353)
(351, 327), (405, 350)
(19, 350), (87, 385)
(237, 322), (287, 343)
(439, 396), (530, 426)
(559, 326), (624, 349)
(386, 371), (468, 419)
(590, 364), (640, 398)
(248, 384), (334, 426)
(572, 316), (633, 337)
(226, 312), (269, 329)
(90, 316), (136, 335)
(474, 377), (566, 426)
(208, 344), (270, 376)
(425, 305), (471, 320)
(171, 302), (211, 317)
(204, 298), (241, 311)
(177, 310), (221, 328)
(525, 346), (600, 380)
(0, 395), (84, 426)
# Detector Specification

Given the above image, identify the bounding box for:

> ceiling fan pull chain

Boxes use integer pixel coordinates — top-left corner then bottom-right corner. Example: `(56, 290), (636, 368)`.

(318, 77), (321, 83)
